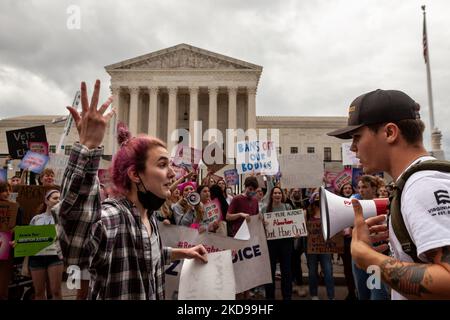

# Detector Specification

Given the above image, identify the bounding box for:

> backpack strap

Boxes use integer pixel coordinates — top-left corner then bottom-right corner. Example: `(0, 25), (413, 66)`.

(390, 160), (450, 263)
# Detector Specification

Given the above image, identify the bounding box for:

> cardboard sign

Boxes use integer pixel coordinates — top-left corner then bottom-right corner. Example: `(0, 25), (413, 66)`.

(29, 142), (49, 156)
(6, 125), (47, 159)
(0, 200), (18, 231)
(47, 154), (69, 186)
(224, 169), (239, 186)
(13, 185), (59, 225)
(278, 154), (324, 188)
(306, 220), (344, 254)
(19, 151), (49, 174)
(0, 231), (13, 260)
(264, 209), (308, 240)
(178, 250), (235, 300)
(159, 215), (272, 299)
(14, 225), (58, 257)
(342, 142), (360, 166)
(236, 140), (278, 175)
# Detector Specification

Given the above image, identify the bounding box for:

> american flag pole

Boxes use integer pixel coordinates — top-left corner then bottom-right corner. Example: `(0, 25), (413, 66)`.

(422, 5), (435, 131)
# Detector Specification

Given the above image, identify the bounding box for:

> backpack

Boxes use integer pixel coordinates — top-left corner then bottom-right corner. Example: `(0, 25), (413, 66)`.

(390, 159), (450, 263)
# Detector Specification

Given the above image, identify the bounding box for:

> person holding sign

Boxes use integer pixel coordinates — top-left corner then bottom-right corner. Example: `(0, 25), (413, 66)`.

(261, 187), (295, 300)
(306, 191), (335, 300)
(28, 189), (63, 300)
(55, 80), (207, 300)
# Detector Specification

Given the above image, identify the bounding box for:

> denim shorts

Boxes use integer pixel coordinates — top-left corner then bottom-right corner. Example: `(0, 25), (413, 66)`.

(28, 255), (63, 271)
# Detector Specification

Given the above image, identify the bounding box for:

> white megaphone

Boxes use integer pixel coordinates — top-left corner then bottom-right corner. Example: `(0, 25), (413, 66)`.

(319, 186), (389, 241)
(186, 192), (201, 206)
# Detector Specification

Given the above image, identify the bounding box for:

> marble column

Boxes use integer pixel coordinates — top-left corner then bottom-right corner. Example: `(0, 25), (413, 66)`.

(228, 86), (237, 130)
(148, 86), (159, 137)
(208, 86), (218, 142)
(167, 87), (178, 151)
(109, 86), (120, 155)
(189, 86), (199, 146)
(247, 87), (257, 130)
(129, 86), (139, 136)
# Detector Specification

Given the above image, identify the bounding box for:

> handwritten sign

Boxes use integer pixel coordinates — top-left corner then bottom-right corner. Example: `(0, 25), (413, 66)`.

(264, 209), (308, 240)
(203, 199), (222, 225)
(6, 125), (47, 159)
(306, 220), (344, 254)
(160, 215), (271, 298)
(278, 154), (324, 188)
(178, 250), (235, 300)
(0, 200), (18, 232)
(224, 169), (239, 186)
(13, 185), (59, 224)
(236, 140), (278, 175)
(19, 151), (49, 174)
(0, 231), (13, 260)
(14, 225), (58, 257)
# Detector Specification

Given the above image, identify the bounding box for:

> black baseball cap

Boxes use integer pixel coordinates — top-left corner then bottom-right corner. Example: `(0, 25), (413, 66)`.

(327, 89), (420, 139)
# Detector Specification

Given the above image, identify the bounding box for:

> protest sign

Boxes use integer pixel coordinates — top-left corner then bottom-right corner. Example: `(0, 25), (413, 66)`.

(14, 225), (58, 257)
(29, 142), (49, 156)
(178, 250), (235, 300)
(224, 169), (239, 186)
(264, 209), (308, 240)
(324, 168), (353, 193)
(233, 220), (250, 241)
(203, 199), (222, 226)
(19, 151), (49, 174)
(159, 215), (271, 299)
(278, 154), (324, 188)
(342, 142), (360, 166)
(306, 220), (344, 254)
(236, 140), (278, 175)
(6, 125), (47, 159)
(13, 185), (59, 224)
(0, 231), (13, 260)
(47, 154), (69, 186)
(173, 145), (202, 167)
(0, 200), (18, 231)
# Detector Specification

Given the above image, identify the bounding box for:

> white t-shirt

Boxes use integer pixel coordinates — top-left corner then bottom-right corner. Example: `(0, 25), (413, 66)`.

(389, 156), (450, 300)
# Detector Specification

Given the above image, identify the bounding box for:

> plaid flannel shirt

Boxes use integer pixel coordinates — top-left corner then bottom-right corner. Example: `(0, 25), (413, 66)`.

(54, 142), (172, 300)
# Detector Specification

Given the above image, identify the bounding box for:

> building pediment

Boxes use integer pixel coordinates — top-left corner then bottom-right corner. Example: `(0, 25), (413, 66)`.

(105, 43), (262, 71)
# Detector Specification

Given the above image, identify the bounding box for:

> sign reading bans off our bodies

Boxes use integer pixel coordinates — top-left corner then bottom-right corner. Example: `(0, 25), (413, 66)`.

(264, 209), (308, 240)
(236, 140), (278, 175)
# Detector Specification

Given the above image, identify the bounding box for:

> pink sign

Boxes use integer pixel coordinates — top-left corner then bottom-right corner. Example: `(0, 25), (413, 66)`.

(0, 231), (12, 260)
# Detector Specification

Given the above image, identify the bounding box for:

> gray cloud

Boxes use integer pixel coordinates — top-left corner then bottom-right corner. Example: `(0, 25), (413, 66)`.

(0, 0), (449, 157)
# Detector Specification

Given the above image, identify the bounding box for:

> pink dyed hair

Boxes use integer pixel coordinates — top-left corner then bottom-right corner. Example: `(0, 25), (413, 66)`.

(111, 122), (166, 194)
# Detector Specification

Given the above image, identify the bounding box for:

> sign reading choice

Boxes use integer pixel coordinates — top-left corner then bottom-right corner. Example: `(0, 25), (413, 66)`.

(236, 140), (278, 175)
(264, 209), (308, 240)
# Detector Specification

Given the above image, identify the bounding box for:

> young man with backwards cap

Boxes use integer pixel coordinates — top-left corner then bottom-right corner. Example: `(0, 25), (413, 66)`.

(328, 89), (450, 299)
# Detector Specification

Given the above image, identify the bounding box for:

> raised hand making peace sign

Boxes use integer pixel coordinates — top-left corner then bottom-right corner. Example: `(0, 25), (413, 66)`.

(67, 80), (115, 149)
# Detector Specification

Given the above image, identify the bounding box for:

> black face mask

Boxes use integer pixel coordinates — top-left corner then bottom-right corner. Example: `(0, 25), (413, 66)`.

(136, 177), (166, 212)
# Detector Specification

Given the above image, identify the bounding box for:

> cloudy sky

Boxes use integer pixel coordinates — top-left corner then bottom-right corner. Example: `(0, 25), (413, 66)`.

(1, 0), (449, 157)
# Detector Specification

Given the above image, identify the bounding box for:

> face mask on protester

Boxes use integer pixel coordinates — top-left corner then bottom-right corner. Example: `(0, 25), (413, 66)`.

(246, 191), (256, 198)
(136, 177), (166, 212)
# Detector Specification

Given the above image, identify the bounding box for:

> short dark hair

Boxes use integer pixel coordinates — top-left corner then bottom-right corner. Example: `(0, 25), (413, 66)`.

(367, 119), (425, 145)
(244, 176), (258, 189)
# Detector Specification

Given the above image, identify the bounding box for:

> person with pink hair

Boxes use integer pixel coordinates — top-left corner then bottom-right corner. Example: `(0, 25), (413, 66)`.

(54, 80), (207, 300)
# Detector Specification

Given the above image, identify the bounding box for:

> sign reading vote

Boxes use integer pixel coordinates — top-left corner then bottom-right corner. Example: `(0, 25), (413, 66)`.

(19, 151), (49, 174)
(236, 140), (278, 175)
(14, 225), (58, 257)
(264, 209), (308, 240)
(6, 125), (47, 159)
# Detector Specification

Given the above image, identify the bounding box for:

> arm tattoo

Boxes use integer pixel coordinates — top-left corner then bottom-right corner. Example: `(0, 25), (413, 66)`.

(380, 258), (432, 298)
